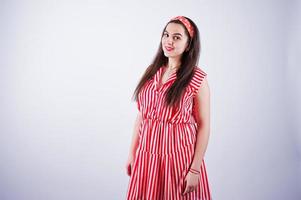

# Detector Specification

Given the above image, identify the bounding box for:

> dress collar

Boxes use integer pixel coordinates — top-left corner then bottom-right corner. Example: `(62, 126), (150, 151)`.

(153, 66), (177, 91)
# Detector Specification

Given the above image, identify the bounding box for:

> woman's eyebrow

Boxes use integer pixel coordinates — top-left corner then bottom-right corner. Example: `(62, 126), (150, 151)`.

(164, 31), (183, 36)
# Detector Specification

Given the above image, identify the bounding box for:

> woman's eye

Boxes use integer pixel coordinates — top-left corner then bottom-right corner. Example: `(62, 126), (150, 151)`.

(174, 36), (180, 40)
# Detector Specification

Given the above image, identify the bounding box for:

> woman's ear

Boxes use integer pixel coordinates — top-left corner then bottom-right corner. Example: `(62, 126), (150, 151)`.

(185, 44), (189, 52)
(185, 40), (192, 52)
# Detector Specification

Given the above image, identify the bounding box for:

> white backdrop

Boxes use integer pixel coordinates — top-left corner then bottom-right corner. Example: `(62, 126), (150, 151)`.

(0, 0), (300, 199)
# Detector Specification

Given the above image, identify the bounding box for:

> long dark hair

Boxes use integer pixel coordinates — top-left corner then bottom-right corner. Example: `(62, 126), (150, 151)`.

(132, 16), (201, 108)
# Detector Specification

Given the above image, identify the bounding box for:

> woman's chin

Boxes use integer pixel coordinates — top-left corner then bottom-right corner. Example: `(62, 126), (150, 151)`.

(163, 52), (174, 57)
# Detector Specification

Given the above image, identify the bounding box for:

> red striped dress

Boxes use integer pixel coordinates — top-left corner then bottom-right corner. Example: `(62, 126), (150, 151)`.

(126, 66), (212, 200)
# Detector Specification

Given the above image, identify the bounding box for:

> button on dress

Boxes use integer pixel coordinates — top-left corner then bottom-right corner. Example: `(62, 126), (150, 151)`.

(126, 66), (212, 200)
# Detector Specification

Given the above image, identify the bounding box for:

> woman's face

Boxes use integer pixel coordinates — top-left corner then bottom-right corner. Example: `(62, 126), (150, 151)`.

(161, 22), (190, 59)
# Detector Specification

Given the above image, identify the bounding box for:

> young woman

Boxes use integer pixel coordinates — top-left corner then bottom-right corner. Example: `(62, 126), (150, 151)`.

(125, 16), (212, 200)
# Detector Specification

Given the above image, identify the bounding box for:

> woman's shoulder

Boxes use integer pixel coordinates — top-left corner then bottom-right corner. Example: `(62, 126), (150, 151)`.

(193, 66), (207, 77)
(188, 66), (207, 94)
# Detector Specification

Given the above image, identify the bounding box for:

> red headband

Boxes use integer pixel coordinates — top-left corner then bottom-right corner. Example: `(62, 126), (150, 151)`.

(170, 16), (194, 38)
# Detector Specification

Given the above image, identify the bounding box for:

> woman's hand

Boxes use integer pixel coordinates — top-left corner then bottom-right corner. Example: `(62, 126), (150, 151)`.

(182, 171), (201, 195)
(125, 154), (134, 176)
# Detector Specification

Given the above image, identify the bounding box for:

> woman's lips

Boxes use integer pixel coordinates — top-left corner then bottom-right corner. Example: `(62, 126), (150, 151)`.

(165, 46), (174, 51)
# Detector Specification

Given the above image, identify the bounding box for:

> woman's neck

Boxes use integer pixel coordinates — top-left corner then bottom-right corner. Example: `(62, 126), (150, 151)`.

(167, 57), (181, 70)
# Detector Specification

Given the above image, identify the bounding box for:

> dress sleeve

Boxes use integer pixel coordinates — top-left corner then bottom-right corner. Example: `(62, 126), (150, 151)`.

(191, 67), (207, 120)
(191, 67), (207, 96)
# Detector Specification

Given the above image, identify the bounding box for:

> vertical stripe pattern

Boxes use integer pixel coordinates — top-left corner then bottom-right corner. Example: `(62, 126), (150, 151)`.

(126, 66), (212, 200)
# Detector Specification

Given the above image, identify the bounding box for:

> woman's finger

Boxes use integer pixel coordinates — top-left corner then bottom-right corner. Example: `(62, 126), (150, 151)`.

(183, 185), (193, 195)
(182, 180), (187, 194)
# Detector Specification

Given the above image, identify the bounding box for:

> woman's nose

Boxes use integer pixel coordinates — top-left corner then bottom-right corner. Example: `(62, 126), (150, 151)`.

(167, 37), (173, 45)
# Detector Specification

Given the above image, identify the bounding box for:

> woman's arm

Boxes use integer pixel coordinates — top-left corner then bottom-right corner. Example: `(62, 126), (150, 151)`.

(128, 111), (143, 158)
(190, 76), (211, 170)
(126, 111), (143, 176)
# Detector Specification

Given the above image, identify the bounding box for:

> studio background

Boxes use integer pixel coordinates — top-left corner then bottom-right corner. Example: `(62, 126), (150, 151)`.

(0, 0), (300, 199)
